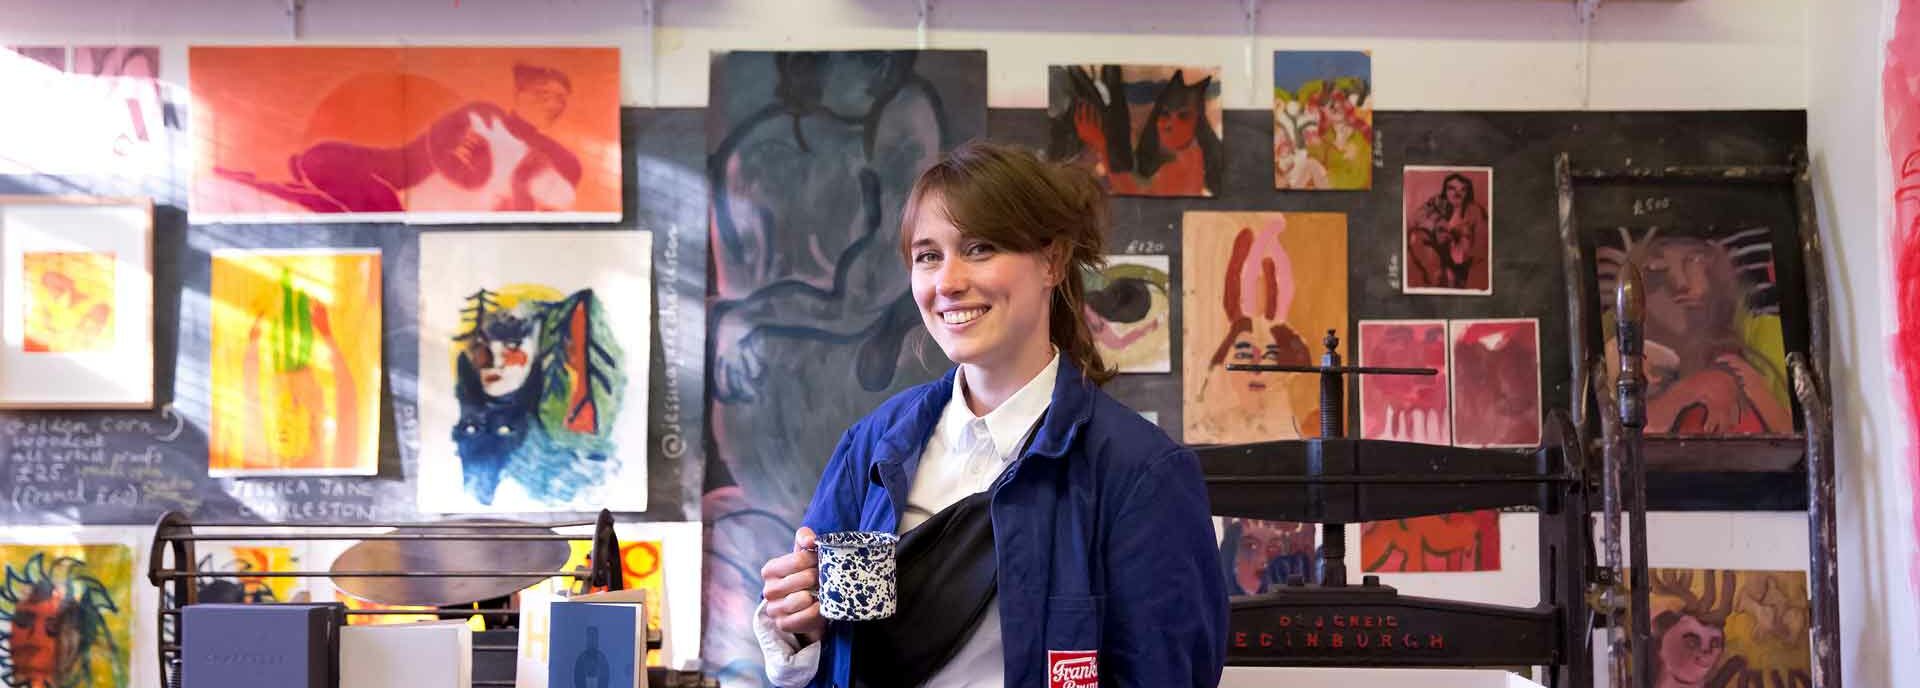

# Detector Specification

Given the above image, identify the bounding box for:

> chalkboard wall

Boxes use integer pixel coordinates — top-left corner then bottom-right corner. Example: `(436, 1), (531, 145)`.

(0, 108), (1808, 524)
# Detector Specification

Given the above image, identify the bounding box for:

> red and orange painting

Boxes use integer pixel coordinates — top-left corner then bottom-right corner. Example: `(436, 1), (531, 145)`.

(1358, 319), (1449, 445)
(1361, 511), (1500, 573)
(190, 46), (621, 223)
(1449, 318), (1541, 448)
(21, 251), (115, 353)
(1049, 64), (1225, 197)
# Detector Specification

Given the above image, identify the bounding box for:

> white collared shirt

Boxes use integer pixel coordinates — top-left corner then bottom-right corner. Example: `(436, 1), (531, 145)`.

(755, 353), (1060, 688)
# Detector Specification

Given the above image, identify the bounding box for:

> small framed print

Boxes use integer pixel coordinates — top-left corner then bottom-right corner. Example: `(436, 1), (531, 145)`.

(0, 196), (154, 408)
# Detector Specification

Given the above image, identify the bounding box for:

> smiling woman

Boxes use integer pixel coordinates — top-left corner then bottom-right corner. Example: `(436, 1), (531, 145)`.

(752, 141), (1227, 688)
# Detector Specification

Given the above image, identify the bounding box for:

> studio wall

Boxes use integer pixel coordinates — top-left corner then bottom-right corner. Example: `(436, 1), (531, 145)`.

(3, 1), (1914, 687)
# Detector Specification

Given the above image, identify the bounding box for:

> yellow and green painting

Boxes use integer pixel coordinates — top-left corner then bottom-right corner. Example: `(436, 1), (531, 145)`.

(0, 545), (133, 688)
(209, 249), (382, 476)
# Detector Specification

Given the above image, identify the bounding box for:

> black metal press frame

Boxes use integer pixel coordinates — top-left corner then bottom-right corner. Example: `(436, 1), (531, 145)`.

(1198, 332), (1595, 687)
(144, 509), (724, 688)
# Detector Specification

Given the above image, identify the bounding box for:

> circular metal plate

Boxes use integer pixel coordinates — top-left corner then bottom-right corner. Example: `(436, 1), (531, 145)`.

(328, 520), (572, 607)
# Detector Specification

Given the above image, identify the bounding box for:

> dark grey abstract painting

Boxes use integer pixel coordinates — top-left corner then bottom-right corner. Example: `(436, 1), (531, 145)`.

(702, 50), (986, 686)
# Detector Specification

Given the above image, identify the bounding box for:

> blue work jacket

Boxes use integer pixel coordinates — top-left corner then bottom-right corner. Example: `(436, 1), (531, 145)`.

(798, 358), (1229, 687)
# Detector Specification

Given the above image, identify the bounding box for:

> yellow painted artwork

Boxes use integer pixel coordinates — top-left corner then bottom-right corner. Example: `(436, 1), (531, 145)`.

(22, 251), (115, 353)
(0, 544), (133, 688)
(1182, 212), (1347, 444)
(210, 250), (382, 476)
(1642, 569), (1811, 687)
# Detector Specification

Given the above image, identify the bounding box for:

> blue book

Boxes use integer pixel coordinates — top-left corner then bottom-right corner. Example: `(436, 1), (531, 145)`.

(548, 600), (646, 688)
(182, 603), (337, 688)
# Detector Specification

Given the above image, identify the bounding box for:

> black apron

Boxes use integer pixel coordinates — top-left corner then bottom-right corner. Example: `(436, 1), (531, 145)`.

(850, 415), (1043, 687)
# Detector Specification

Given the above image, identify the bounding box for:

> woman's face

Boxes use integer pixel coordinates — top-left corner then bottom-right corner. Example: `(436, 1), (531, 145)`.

(1158, 97), (1200, 151)
(908, 195), (1058, 374)
(1444, 179), (1469, 207)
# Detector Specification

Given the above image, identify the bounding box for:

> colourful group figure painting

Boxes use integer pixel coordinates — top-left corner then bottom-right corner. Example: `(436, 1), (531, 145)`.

(1048, 64), (1225, 198)
(1272, 51), (1373, 191)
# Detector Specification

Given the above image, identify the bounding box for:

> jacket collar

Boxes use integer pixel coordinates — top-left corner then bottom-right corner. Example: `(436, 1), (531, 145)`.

(873, 356), (1096, 469)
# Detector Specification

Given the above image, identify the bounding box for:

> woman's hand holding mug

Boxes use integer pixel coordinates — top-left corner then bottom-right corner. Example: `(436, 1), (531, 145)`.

(762, 527), (825, 642)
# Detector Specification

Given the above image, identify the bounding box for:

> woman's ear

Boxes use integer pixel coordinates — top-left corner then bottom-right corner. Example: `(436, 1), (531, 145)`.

(1045, 241), (1071, 288)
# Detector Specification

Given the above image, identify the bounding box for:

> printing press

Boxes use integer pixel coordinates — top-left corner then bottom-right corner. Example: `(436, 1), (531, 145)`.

(1189, 265), (1698, 688)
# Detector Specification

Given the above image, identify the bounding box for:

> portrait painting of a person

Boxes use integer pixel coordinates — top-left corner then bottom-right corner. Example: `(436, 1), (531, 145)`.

(1403, 166), (1493, 294)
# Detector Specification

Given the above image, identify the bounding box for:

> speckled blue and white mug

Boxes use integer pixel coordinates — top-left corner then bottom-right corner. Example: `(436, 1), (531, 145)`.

(815, 530), (898, 621)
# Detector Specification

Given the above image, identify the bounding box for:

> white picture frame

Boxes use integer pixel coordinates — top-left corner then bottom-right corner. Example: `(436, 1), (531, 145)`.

(0, 196), (154, 408)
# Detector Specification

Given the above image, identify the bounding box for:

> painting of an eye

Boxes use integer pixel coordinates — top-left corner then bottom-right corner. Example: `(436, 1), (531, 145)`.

(1077, 256), (1171, 373)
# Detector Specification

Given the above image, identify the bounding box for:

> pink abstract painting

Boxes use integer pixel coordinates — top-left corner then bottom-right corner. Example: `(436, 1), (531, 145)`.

(1358, 320), (1449, 445)
(1449, 318), (1541, 448)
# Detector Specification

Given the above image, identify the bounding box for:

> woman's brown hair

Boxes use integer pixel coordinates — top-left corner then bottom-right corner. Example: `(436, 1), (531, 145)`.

(898, 140), (1117, 386)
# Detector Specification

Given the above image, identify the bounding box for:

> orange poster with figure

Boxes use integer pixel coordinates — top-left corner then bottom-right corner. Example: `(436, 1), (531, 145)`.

(190, 46), (621, 224)
(209, 249), (382, 476)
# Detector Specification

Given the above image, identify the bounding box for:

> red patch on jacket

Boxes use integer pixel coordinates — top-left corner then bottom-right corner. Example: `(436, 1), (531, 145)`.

(1048, 650), (1098, 688)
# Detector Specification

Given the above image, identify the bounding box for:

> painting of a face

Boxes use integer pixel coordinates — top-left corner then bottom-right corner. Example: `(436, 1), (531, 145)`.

(1158, 95), (1199, 151)
(1657, 613), (1726, 685)
(0, 547), (133, 688)
(417, 231), (651, 514)
(468, 307), (542, 397)
(1443, 177), (1469, 206)
(1640, 568), (1810, 688)
(514, 78), (569, 129)
(1183, 212), (1347, 444)
(1642, 237), (1738, 341)
(1595, 227), (1792, 437)
(9, 590), (62, 682)
(1226, 519), (1314, 594)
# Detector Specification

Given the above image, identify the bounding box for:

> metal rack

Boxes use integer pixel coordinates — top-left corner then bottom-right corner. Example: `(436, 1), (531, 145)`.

(1555, 151), (1838, 688)
(147, 509), (719, 688)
